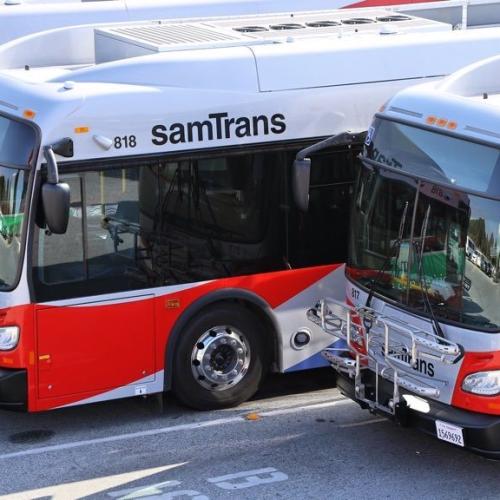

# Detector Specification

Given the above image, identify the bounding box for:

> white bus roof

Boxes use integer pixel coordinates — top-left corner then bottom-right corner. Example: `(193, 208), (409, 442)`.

(0, 6), (500, 162)
(1, 0), (500, 47)
(382, 55), (500, 146)
(0, 0), (389, 45)
(0, 8), (463, 75)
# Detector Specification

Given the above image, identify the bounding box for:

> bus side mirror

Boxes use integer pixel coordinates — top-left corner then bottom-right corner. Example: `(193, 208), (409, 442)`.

(42, 145), (70, 234)
(292, 130), (365, 212)
(42, 182), (70, 234)
(292, 157), (311, 212)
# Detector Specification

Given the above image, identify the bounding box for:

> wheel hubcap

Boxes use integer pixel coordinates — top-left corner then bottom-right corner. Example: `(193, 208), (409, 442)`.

(191, 326), (251, 391)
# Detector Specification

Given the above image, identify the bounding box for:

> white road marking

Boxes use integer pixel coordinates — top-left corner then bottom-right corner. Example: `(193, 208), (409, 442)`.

(107, 480), (181, 499)
(0, 463), (185, 500)
(339, 418), (386, 428)
(136, 490), (207, 499)
(107, 467), (290, 499)
(0, 398), (352, 460)
(111, 481), (208, 500)
(259, 399), (352, 417)
(207, 467), (288, 490)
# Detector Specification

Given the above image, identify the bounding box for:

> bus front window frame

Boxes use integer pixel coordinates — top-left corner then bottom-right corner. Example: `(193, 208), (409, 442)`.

(0, 112), (39, 293)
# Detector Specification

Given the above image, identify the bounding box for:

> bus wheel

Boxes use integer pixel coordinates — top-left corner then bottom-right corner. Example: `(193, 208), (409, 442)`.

(172, 304), (267, 410)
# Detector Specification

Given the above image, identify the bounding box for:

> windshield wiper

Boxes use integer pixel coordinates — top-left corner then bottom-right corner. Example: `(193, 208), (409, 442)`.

(413, 204), (445, 338)
(365, 200), (409, 309)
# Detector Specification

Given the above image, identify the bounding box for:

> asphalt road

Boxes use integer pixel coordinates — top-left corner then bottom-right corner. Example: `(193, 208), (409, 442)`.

(1, 369), (499, 500)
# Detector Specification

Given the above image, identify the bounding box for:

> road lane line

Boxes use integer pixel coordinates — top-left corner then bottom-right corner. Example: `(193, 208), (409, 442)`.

(339, 418), (386, 428)
(259, 399), (352, 417)
(0, 397), (351, 460)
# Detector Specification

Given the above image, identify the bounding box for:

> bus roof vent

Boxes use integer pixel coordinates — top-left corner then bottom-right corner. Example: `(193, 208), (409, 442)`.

(341, 17), (376, 24)
(95, 22), (258, 63)
(94, 9), (451, 64)
(269, 23), (305, 30)
(233, 25), (269, 33)
(305, 20), (341, 27)
(376, 15), (411, 22)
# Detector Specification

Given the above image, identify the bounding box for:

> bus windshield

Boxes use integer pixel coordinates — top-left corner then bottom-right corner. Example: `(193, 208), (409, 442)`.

(348, 118), (500, 331)
(0, 115), (35, 290)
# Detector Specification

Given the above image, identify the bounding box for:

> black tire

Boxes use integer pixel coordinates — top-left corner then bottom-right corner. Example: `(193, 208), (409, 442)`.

(172, 304), (268, 410)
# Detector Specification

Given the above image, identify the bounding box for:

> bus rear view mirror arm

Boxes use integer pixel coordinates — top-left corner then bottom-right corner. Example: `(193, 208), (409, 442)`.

(42, 145), (70, 235)
(292, 130), (366, 212)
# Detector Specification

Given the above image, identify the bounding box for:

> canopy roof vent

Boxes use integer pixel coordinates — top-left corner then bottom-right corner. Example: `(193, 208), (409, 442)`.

(94, 8), (451, 64)
(95, 22), (258, 63)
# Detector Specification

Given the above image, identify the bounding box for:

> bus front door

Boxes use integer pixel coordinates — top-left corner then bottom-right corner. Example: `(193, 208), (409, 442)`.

(36, 294), (156, 403)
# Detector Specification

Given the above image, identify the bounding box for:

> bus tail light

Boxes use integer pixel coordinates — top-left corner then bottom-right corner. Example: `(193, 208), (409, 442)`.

(462, 370), (500, 396)
(0, 326), (20, 350)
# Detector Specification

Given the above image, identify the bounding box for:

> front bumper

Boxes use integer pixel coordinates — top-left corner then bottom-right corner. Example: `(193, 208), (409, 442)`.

(336, 372), (500, 459)
(0, 367), (27, 411)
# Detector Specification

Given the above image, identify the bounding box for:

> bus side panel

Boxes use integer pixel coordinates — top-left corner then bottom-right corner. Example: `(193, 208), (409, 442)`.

(155, 265), (340, 378)
(36, 295), (156, 400)
(26, 264), (336, 410)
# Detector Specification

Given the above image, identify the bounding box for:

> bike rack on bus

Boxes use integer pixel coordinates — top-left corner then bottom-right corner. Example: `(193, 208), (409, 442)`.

(307, 299), (462, 416)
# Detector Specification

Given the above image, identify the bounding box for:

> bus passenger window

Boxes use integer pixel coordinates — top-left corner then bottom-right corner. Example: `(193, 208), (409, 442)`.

(85, 169), (143, 283)
(32, 152), (284, 302)
(36, 175), (85, 285)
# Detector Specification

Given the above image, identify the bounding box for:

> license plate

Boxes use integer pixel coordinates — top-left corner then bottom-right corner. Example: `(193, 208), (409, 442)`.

(435, 420), (464, 447)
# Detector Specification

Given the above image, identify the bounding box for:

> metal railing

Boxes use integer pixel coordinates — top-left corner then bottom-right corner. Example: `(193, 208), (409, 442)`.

(308, 298), (462, 415)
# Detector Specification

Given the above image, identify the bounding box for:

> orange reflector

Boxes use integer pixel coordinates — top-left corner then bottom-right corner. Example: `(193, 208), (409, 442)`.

(23, 109), (36, 120)
(426, 116), (437, 125)
(74, 126), (89, 134)
(447, 121), (458, 130)
(165, 298), (180, 309)
(437, 118), (448, 127)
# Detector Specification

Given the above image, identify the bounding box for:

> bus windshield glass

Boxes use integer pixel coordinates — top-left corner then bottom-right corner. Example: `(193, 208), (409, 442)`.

(0, 115), (35, 290)
(348, 118), (500, 331)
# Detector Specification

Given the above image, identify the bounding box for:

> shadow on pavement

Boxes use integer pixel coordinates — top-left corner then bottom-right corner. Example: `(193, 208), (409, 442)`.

(251, 368), (337, 401)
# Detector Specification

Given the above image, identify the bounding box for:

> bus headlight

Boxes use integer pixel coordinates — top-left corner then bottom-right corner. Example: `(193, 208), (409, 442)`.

(462, 371), (500, 396)
(0, 326), (20, 350)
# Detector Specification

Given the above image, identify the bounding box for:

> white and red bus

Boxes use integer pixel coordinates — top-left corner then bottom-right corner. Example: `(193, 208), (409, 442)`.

(310, 53), (500, 457)
(0, 7), (500, 412)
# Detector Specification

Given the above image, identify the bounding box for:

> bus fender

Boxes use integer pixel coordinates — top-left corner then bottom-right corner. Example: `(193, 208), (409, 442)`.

(163, 287), (282, 391)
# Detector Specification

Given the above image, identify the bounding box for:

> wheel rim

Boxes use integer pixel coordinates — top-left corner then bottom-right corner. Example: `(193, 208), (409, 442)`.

(191, 325), (251, 391)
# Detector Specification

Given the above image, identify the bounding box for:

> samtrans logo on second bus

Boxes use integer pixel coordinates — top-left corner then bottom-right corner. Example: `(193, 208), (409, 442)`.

(151, 112), (286, 146)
